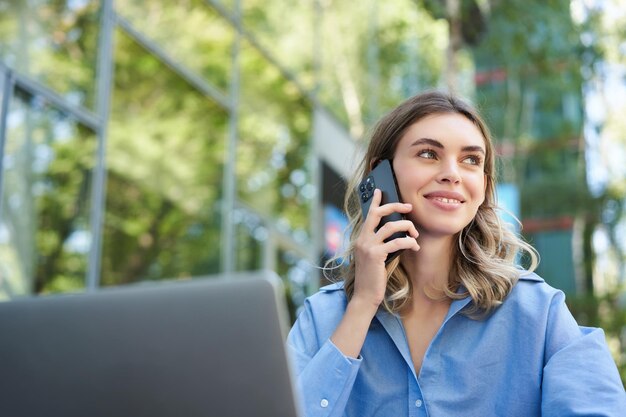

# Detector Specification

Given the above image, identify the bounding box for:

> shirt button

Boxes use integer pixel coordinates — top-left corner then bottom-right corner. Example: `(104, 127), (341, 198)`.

(320, 399), (329, 408)
(415, 399), (423, 407)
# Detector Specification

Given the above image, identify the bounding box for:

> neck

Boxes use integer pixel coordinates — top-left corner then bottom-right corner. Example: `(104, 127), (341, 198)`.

(400, 234), (456, 301)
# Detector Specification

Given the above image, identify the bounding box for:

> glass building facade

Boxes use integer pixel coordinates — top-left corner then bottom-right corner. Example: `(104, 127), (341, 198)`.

(0, 0), (446, 315)
(0, 0), (362, 318)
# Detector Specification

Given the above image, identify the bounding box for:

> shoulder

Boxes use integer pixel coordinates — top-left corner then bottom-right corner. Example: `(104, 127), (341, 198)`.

(486, 271), (583, 351)
(499, 270), (569, 320)
(304, 281), (347, 312)
(291, 281), (348, 345)
(301, 281), (348, 320)
(319, 281), (346, 292)
(510, 270), (561, 302)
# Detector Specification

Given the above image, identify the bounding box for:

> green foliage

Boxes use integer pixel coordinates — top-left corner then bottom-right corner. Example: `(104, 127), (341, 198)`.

(0, 0), (321, 300)
(1, 1), (624, 383)
(0, 0), (101, 296)
(477, 0), (588, 70)
(101, 30), (227, 285)
(242, 0), (316, 89)
(468, 0), (625, 383)
(469, 0), (593, 221)
(316, 0), (448, 137)
(418, 0), (488, 45)
(0, 90), (95, 296)
(568, 288), (626, 383)
(0, 0), (99, 108)
(472, 0), (589, 149)
(33, 130), (94, 294)
(116, 0), (233, 93)
(238, 39), (313, 239)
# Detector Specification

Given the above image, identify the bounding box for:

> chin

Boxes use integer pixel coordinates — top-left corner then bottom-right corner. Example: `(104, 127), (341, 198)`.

(429, 229), (464, 238)
(415, 224), (465, 238)
(412, 217), (467, 237)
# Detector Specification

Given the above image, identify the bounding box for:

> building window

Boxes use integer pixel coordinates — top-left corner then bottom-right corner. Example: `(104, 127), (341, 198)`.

(100, 30), (228, 285)
(238, 40), (314, 245)
(0, 88), (96, 298)
(0, 0), (100, 109)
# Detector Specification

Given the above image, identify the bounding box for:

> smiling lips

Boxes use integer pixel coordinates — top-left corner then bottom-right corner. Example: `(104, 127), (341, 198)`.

(423, 191), (466, 205)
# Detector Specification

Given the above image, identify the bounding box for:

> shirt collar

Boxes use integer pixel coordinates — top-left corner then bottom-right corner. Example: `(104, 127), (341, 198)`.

(445, 285), (472, 321)
(375, 290), (472, 380)
(375, 309), (416, 378)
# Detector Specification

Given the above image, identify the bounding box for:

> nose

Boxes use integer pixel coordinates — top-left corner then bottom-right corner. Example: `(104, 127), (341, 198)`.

(436, 159), (461, 184)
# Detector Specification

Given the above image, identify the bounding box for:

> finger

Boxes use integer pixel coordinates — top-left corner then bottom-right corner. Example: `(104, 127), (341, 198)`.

(364, 190), (412, 230)
(369, 188), (382, 210)
(363, 189), (383, 229)
(376, 220), (419, 240)
(382, 236), (420, 253)
(372, 201), (413, 218)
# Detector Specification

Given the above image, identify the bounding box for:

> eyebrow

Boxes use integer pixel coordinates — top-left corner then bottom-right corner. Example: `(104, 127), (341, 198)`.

(410, 137), (485, 154)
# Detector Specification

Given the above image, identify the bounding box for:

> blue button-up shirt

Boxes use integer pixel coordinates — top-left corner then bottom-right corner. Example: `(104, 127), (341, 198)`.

(287, 272), (626, 417)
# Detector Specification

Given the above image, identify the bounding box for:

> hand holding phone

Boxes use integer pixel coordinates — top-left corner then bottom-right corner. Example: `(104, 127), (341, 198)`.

(357, 159), (408, 263)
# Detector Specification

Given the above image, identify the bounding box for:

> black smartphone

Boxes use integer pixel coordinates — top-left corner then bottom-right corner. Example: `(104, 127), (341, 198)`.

(357, 159), (407, 262)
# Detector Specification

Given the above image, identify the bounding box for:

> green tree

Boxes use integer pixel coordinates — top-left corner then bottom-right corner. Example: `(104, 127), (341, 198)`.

(572, 0), (626, 381)
(316, 0), (448, 138)
(0, 1), (100, 297)
(102, 29), (228, 284)
(463, 0), (625, 381)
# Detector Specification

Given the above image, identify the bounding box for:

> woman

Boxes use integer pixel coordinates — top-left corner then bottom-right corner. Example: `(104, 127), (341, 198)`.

(287, 91), (625, 416)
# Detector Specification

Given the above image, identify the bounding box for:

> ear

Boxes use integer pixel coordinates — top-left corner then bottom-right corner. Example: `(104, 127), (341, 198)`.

(369, 158), (380, 172)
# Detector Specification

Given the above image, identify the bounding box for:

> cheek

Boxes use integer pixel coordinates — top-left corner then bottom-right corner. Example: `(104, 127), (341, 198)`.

(394, 162), (418, 190)
(395, 178), (412, 202)
(397, 171), (429, 196)
(468, 174), (487, 202)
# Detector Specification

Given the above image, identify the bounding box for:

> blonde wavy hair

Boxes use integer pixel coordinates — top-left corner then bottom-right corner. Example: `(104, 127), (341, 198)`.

(328, 90), (538, 316)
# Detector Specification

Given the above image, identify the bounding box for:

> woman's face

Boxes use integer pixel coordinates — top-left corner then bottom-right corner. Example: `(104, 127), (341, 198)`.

(392, 113), (487, 238)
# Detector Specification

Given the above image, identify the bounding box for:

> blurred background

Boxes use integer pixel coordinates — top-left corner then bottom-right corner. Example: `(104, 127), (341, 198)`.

(0, 0), (624, 381)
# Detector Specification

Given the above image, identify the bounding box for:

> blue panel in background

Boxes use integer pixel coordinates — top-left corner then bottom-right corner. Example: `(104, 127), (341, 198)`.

(496, 183), (521, 231)
(324, 204), (349, 260)
(531, 229), (577, 294)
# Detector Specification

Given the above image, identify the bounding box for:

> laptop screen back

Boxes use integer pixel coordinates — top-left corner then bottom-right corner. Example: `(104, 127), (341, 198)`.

(0, 271), (301, 417)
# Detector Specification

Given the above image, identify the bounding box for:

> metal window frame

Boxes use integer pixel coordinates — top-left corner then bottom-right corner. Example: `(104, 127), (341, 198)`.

(0, 0), (323, 294)
(87, 0), (114, 290)
(220, 0), (242, 274)
(0, 68), (103, 292)
(205, 0), (318, 106)
(0, 67), (15, 219)
(115, 15), (233, 112)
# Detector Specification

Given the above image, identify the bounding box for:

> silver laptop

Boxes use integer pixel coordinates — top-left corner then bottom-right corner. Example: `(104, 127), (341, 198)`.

(0, 271), (302, 417)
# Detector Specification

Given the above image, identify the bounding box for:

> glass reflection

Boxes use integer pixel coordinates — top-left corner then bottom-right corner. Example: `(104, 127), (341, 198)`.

(233, 207), (265, 272)
(277, 248), (313, 323)
(0, 0), (99, 109)
(0, 88), (95, 299)
(238, 40), (313, 243)
(102, 30), (227, 285)
(242, 0), (315, 90)
(115, 0), (233, 94)
(315, 0), (447, 134)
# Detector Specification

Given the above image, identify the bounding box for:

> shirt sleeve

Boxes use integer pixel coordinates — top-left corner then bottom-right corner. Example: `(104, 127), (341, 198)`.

(287, 298), (362, 417)
(541, 292), (626, 416)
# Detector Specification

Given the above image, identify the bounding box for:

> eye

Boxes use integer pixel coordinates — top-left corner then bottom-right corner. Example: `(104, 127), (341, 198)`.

(462, 154), (483, 166)
(418, 149), (437, 159)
